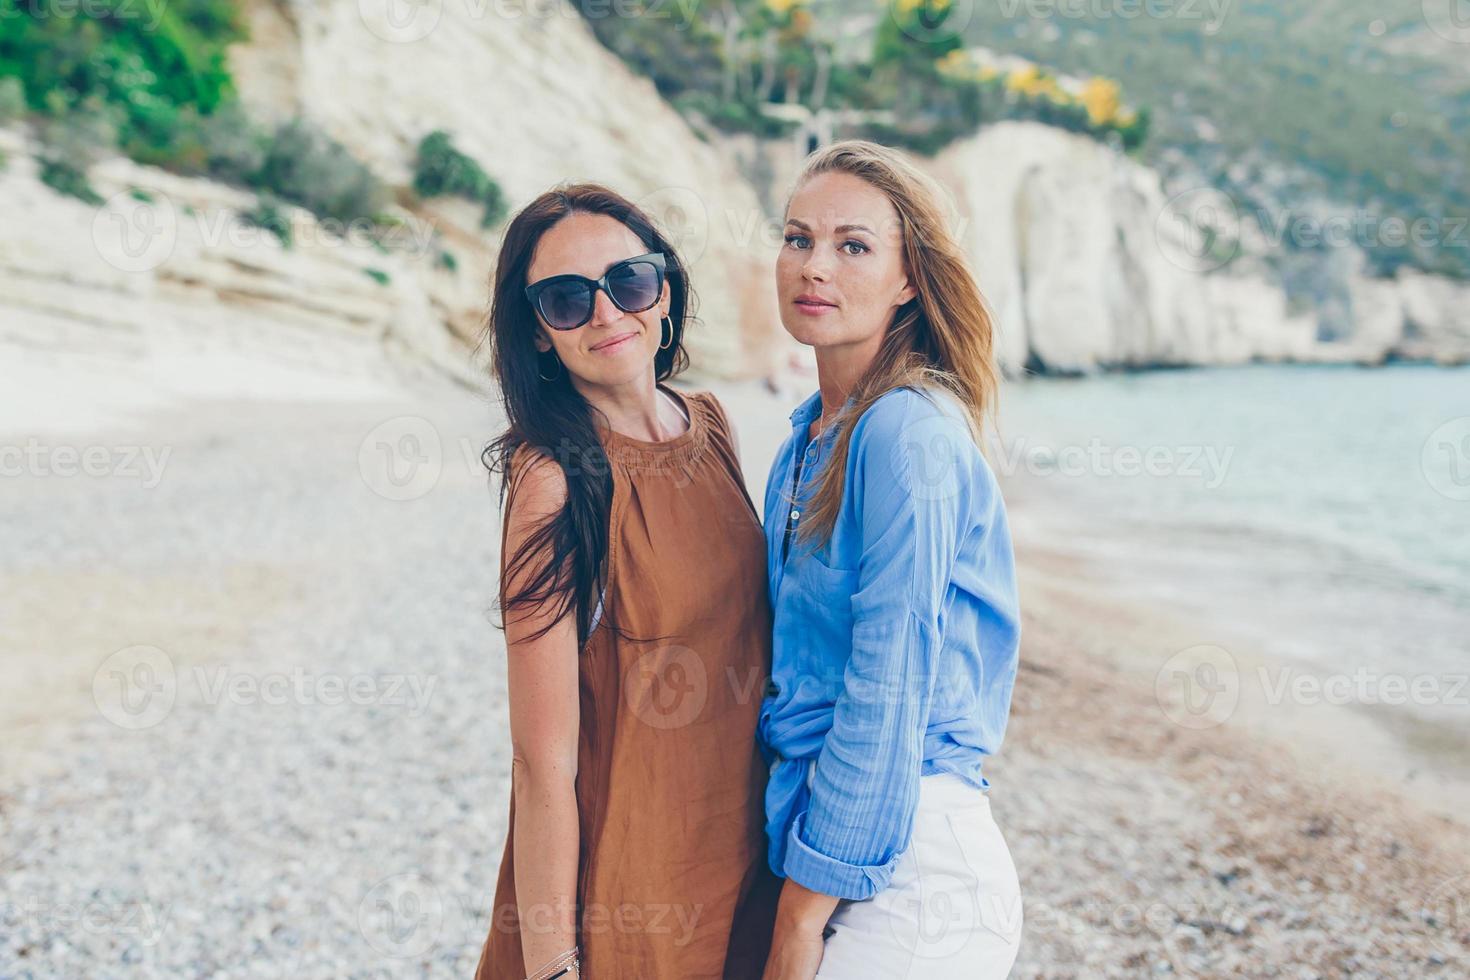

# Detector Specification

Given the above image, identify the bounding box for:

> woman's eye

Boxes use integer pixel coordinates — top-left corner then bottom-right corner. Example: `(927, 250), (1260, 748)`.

(784, 234), (810, 249)
(841, 241), (869, 256)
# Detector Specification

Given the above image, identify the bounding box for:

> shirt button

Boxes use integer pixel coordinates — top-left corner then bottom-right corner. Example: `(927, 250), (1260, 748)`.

(765, 680), (780, 698)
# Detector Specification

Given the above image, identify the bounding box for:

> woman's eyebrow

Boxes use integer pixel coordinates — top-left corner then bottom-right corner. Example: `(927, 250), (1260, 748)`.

(784, 218), (875, 235)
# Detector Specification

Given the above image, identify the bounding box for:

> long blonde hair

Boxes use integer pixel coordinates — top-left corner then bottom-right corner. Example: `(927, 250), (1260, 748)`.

(790, 139), (1001, 548)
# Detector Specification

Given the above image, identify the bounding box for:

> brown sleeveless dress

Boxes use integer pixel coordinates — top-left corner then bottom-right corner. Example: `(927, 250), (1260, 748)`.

(474, 385), (780, 979)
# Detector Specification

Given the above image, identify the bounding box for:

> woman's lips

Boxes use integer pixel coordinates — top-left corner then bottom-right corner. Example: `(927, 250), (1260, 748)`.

(591, 331), (638, 354)
(794, 298), (838, 316)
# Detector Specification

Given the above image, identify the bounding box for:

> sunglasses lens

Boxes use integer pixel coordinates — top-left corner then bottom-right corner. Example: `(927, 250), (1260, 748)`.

(608, 260), (661, 313)
(538, 280), (593, 330)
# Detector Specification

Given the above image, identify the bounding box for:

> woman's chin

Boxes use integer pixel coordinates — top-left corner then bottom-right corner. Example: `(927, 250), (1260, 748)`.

(568, 353), (657, 388)
(781, 314), (848, 349)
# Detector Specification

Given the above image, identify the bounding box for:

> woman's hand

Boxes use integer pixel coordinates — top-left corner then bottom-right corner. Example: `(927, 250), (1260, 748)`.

(760, 879), (840, 980)
(761, 927), (825, 980)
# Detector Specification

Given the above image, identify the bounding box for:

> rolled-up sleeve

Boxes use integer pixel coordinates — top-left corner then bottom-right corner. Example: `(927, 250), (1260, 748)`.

(782, 390), (977, 900)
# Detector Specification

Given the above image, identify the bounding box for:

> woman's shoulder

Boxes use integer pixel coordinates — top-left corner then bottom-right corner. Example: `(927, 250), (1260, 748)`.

(852, 385), (972, 446)
(848, 385), (999, 492)
(674, 387), (735, 439)
(677, 386), (723, 418)
(505, 443), (568, 514)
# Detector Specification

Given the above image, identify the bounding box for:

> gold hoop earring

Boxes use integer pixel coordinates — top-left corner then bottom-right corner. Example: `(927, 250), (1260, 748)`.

(659, 315), (674, 350)
(537, 350), (562, 381)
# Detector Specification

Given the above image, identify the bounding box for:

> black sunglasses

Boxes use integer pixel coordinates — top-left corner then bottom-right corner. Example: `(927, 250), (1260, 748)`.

(525, 252), (668, 331)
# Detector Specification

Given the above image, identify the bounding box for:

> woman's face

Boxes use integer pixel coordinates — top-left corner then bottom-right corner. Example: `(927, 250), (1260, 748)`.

(776, 171), (915, 353)
(527, 212), (671, 389)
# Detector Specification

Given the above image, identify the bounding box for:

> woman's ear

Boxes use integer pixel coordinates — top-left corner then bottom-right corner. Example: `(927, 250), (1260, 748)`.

(532, 327), (552, 354)
(897, 277), (917, 307)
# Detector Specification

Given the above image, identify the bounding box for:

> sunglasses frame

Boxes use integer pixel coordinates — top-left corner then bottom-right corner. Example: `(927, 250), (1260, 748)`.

(525, 252), (668, 331)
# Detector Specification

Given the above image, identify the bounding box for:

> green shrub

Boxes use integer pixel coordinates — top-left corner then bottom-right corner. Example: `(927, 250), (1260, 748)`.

(0, 77), (24, 125)
(0, 1), (247, 162)
(39, 160), (103, 205)
(34, 95), (117, 202)
(239, 194), (293, 247)
(256, 118), (390, 224)
(39, 94), (120, 166)
(412, 130), (507, 229)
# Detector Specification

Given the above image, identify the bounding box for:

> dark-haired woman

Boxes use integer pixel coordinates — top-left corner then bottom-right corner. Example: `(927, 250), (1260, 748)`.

(472, 184), (778, 980)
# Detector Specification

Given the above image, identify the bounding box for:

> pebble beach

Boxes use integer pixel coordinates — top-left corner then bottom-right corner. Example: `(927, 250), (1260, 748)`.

(2, 354), (1466, 978)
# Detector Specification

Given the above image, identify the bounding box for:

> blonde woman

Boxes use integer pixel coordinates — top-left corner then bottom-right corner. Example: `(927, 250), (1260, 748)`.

(757, 141), (1024, 979)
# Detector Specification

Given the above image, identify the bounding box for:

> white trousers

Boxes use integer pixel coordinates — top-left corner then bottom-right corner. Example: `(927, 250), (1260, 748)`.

(811, 772), (1024, 979)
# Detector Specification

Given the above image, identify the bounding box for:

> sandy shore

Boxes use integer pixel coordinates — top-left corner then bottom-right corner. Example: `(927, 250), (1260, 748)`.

(2, 356), (1466, 977)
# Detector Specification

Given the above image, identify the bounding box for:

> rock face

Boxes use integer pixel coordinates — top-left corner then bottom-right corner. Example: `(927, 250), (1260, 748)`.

(0, 126), (477, 387)
(227, 0), (788, 379)
(931, 121), (1470, 374)
(2, 14), (1465, 387)
(0, 0), (790, 388)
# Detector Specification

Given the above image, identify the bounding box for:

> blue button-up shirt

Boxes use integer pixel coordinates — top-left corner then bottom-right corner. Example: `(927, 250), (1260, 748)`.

(757, 385), (1021, 901)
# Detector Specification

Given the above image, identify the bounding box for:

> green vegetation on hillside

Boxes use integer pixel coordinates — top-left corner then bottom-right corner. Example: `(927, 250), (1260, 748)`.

(413, 130), (508, 229)
(950, 0), (1470, 280)
(0, 1), (508, 238)
(575, 0), (1149, 155)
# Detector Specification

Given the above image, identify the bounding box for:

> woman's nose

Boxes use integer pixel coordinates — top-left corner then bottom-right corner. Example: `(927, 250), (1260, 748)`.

(802, 251), (831, 283)
(588, 286), (622, 327)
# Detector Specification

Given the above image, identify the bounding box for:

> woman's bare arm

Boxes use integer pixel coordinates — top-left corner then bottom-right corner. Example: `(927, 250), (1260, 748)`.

(502, 454), (582, 974)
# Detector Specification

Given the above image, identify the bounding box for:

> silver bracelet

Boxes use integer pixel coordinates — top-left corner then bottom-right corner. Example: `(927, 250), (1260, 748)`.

(526, 945), (580, 980)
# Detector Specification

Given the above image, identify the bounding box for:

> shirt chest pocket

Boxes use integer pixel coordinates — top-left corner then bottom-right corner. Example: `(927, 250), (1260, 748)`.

(776, 552), (860, 666)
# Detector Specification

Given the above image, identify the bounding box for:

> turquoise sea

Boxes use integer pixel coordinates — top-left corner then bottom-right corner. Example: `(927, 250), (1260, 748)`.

(997, 363), (1470, 680)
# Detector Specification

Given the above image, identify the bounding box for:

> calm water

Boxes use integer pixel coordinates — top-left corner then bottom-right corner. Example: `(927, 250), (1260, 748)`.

(996, 363), (1470, 674)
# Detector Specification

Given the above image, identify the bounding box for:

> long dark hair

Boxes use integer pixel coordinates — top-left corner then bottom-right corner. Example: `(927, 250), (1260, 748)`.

(481, 183), (694, 647)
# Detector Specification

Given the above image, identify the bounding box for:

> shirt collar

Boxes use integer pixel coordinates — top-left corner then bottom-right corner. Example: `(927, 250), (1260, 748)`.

(788, 389), (857, 432)
(788, 389), (824, 428)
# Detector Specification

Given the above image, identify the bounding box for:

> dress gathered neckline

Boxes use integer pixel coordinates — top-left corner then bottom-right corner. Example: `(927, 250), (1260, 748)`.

(599, 384), (709, 471)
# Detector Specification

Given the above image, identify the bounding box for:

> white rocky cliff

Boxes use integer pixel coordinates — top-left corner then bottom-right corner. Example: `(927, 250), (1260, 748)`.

(0, 0), (789, 386)
(2, 4), (1466, 385)
(932, 121), (1470, 375)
